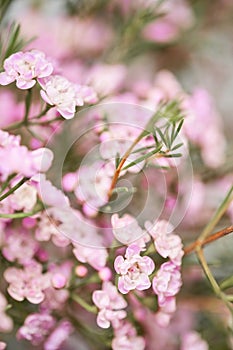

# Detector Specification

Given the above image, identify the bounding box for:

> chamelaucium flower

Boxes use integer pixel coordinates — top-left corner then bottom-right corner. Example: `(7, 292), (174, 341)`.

(0, 50), (53, 89)
(114, 244), (155, 294)
(92, 281), (127, 329)
(39, 75), (98, 119)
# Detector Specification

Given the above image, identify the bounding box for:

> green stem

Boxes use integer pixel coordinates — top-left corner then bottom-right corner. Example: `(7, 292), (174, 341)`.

(3, 104), (53, 131)
(0, 177), (28, 202)
(0, 173), (17, 194)
(0, 207), (42, 219)
(30, 104), (52, 120)
(29, 116), (62, 126)
(196, 247), (233, 314)
(23, 89), (32, 125)
(198, 185), (233, 242)
(71, 294), (97, 314)
(3, 120), (24, 131)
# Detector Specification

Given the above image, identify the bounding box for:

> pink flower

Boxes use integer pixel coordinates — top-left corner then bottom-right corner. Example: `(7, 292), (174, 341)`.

(73, 244), (108, 271)
(76, 84), (98, 104)
(39, 75), (84, 119)
(9, 182), (37, 212)
(33, 174), (70, 209)
(114, 244), (155, 294)
(35, 211), (70, 247)
(154, 296), (176, 327)
(0, 292), (13, 332)
(17, 313), (55, 345)
(112, 321), (145, 350)
(2, 227), (38, 264)
(0, 342), (6, 350)
(4, 261), (51, 304)
(40, 287), (69, 312)
(0, 50), (53, 89)
(0, 130), (53, 181)
(152, 261), (182, 306)
(44, 320), (73, 350)
(181, 331), (209, 350)
(111, 214), (150, 247)
(48, 261), (73, 289)
(92, 281), (127, 329)
(145, 220), (184, 266)
(74, 161), (114, 217)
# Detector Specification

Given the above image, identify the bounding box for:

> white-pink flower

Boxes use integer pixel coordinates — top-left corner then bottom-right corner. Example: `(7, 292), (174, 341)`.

(152, 261), (182, 306)
(92, 281), (127, 329)
(154, 296), (176, 327)
(0, 130), (53, 181)
(111, 214), (150, 247)
(181, 331), (209, 350)
(73, 244), (108, 271)
(9, 182), (37, 212)
(0, 292), (13, 332)
(145, 220), (184, 266)
(4, 261), (51, 304)
(112, 321), (145, 350)
(17, 313), (55, 346)
(2, 227), (38, 264)
(0, 50), (53, 89)
(39, 75), (84, 119)
(44, 320), (73, 350)
(114, 244), (155, 294)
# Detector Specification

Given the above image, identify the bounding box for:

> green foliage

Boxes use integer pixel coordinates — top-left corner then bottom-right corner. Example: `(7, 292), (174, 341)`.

(120, 100), (185, 171)
(0, 22), (34, 68)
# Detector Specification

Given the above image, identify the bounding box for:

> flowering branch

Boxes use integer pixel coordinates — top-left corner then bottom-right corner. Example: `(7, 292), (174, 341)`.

(184, 226), (233, 255)
(107, 134), (144, 199)
(198, 185), (233, 243)
(196, 247), (233, 315)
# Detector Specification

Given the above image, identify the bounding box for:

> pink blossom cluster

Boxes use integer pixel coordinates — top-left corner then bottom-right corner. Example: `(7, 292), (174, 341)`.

(17, 313), (73, 349)
(63, 161), (115, 217)
(39, 75), (97, 119)
(112, 321), (145, 350)
(92, 281), (127, 328)
(93, 281), (145, 349)
(0, 50), (53, 89)
(143, 0), (195, 43)
(0, 49), (97, 119)
(0, 130), (53, 181)
(145, 220), (184, 266)
(111, 213), (150, 247)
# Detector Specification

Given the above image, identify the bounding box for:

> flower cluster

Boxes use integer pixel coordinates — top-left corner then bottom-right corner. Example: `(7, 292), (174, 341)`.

(114, 244), (155, 294)
(92, 281), (127, 328)
(0, 130), (53, 180)
(0, 50), (53, 89)
(0, 50), (97, 119)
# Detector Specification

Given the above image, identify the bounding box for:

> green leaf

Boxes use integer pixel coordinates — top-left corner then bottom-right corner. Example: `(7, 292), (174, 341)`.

(171, 142), (183, 151)
(163, 153), (182, 158)
(172, 119), (184, 143)
(220, 276), (233, 290)
(0, 23), (36, 67)
(115, 152), (121, 169)
(131, 145), (155, 154)
(154, 127), (168, 148)
(122, 144), (162, 170)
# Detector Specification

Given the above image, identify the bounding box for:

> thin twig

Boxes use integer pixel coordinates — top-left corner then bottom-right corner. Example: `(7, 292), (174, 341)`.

(184, 226), (233, 255)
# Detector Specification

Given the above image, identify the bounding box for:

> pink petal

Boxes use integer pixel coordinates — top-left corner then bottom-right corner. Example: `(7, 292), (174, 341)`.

(92, 290), (109, 309)
(0, 72), (15, 85)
